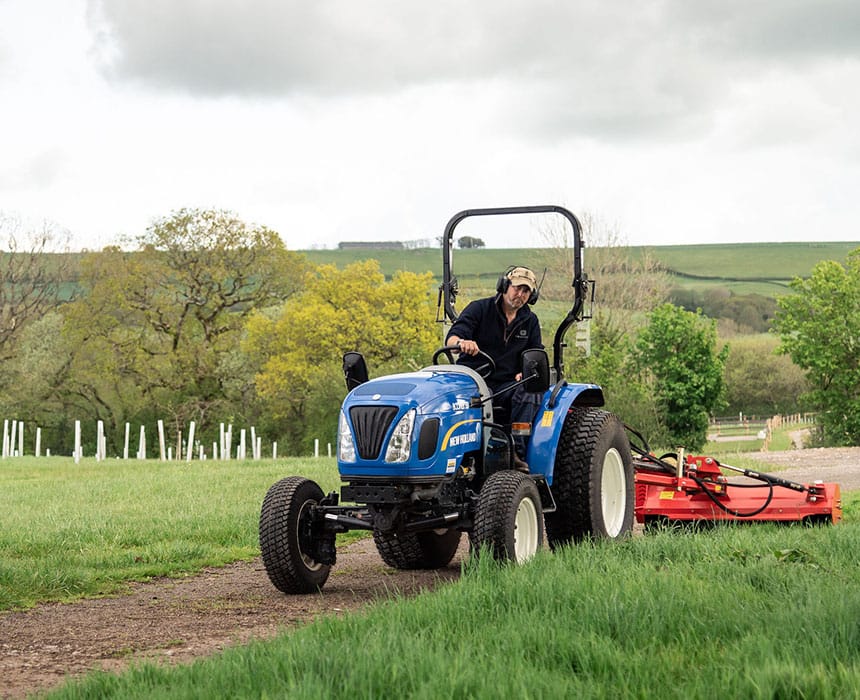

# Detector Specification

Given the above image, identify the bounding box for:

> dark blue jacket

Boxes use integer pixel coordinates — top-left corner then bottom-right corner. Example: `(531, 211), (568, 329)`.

(446, 295), (542, 391)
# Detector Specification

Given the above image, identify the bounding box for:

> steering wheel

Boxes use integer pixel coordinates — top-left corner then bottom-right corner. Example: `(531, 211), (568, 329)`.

(432, 344), (496, 379)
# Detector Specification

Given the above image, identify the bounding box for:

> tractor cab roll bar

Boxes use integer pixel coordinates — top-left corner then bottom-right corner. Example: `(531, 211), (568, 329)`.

(439, 205), (591, 384)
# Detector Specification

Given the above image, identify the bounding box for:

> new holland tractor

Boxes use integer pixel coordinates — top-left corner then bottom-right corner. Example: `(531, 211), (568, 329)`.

(259, 205), (636, 594)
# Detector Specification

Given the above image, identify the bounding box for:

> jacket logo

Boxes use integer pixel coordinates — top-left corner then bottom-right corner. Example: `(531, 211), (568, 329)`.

(518, 329), (528, 337)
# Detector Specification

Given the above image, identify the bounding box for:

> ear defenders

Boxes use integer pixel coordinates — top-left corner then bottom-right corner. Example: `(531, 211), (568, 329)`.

(496, 266), (539, 305)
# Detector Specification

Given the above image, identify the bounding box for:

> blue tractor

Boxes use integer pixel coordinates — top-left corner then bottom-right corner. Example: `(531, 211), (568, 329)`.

(260, 205), (635, 594)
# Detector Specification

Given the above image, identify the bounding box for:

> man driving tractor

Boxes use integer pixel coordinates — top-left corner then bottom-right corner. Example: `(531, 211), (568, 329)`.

(445, 265), (543, 472)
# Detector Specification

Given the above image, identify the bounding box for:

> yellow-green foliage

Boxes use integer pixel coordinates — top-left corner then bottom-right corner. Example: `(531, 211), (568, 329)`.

(245, 260), (439, 420)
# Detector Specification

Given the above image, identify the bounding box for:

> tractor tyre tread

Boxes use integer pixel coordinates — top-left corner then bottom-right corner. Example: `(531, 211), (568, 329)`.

(545, 407), (634, 549)
(374, 528), (462, 569)
(259, 476), (331, 594)
(470, 470), (543, 562)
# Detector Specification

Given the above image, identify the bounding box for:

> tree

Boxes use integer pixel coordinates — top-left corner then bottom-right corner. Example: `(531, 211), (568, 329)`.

(244, 260), (439, 454)
(59, 208), (306, 451)
(535, 210), (670, 332)
(635, 303), (728, 450)
(722, 336), (810, 418)
(773, 251), (860, 445)
(0, 215), (74, 362)
(458, 235), (485, 249)
(0, 311), (80, 453)
(574, 319), (663, 442)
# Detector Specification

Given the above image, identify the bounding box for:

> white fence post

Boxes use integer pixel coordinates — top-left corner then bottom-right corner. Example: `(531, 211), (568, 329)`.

(124, 423), (130, 459)
(74, 420), (81, 463)
(239, 429), (246, 460)
(10, 421), (17, 457)
(138, 425), (146, 460)
(314, 438), (319, 458)
(95, 421), (104, 461)
(17, 421), (23, 457)
(272, 442), (277, 460)
(186, 421), (196, 462)
(35, 427), (41, 458)
(2, 419), (8, 458)
(157, 419), (166, 461)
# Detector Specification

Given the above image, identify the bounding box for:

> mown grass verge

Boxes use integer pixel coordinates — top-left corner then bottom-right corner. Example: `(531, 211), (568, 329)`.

(48, 517), (860, 699)
(0, 457), (341, 610)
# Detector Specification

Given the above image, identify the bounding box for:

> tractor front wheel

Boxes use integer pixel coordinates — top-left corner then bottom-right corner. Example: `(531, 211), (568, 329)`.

(470, 470), (543, 563)
(259, 476), (331, 594)
(545, 407), (634, 549)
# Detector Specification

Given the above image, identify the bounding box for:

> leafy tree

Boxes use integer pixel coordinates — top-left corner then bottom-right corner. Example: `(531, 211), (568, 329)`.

(773, 251), (860, 445)
(244, 260), (438, 454)
(671, 287), (778, 334)
(458, 235), (485, 249)
(722, 335), (810, 418)
(0, 215), (74, 362)
(59, 209), (306, 450)
(635, 303), (728, 450)
(0, 311), (80, 453)
(574, 318), (663, 443)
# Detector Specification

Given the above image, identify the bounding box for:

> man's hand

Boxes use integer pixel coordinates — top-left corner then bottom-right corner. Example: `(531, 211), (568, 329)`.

(452, 338), (479, 356)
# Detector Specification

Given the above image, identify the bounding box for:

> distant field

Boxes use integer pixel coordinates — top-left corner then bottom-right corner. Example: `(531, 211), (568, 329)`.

(300, 242), (860, 298)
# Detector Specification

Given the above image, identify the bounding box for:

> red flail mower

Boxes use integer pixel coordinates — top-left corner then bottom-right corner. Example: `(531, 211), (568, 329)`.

(630, 433), (842, 529)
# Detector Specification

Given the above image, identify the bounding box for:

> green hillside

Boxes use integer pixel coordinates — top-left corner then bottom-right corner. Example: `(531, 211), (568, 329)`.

(300, 242), (860, 298)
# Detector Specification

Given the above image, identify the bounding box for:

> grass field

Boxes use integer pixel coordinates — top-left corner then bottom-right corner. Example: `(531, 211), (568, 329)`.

(3, 456), (858, 698)
(0, 457), (342, 610)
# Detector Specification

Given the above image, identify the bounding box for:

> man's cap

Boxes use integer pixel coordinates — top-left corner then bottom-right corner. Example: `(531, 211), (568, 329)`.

(507, 266), (537, 291)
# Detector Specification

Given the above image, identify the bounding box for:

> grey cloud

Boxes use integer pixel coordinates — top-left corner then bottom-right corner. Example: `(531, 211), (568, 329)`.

(86, 0), (860, 141)
(668, 0), (860, 60)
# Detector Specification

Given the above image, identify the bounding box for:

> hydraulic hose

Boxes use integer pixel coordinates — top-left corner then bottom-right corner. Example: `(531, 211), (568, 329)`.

(689, 475), (776, 518)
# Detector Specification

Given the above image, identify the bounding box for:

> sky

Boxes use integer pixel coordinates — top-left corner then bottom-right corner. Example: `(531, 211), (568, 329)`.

(1, 0), (859, 251)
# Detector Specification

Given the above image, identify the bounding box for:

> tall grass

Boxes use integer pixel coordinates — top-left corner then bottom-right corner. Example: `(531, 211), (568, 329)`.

(49, 521), (860, 699)
(0, 457), (340, 610)
(6, 457), (858, 698)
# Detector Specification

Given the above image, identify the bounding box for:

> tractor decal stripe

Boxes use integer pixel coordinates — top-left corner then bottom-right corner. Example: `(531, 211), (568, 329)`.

(441, 419), (482, 450)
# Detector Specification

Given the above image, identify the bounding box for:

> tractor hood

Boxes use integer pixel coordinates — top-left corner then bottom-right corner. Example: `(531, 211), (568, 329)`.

(337, 368), (486, 480)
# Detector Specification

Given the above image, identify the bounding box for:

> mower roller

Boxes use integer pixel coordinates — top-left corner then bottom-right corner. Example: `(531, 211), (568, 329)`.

(630, 432), (842, 528)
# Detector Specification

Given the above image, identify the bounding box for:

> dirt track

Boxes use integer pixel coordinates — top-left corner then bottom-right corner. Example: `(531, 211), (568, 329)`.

(1, 447), (857, 699)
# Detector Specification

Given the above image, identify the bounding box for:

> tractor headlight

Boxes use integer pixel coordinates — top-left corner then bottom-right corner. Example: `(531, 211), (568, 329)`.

(337, 411), (356, 462)
(384, 409), (415, 463)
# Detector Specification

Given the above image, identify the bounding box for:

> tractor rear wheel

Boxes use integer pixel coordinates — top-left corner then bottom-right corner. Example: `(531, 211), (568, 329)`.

(545, 407), (634, 549)
(373, 528), (462, 569)
(470, 470), (543, 563)
(259, 476), (331, 594)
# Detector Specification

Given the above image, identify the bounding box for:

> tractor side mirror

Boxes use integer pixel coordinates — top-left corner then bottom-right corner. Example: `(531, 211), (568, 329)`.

(520, 348), (550, 394)
(343, 352), (369, 391)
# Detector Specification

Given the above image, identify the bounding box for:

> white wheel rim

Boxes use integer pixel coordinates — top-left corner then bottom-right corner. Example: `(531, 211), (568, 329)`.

(601, 448), (627, 537)
(297, 499), (323, 571)
(513, 496), (540, 562)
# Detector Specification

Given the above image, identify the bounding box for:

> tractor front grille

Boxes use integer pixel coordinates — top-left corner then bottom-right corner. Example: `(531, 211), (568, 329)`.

(349, 405), (399, 460)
